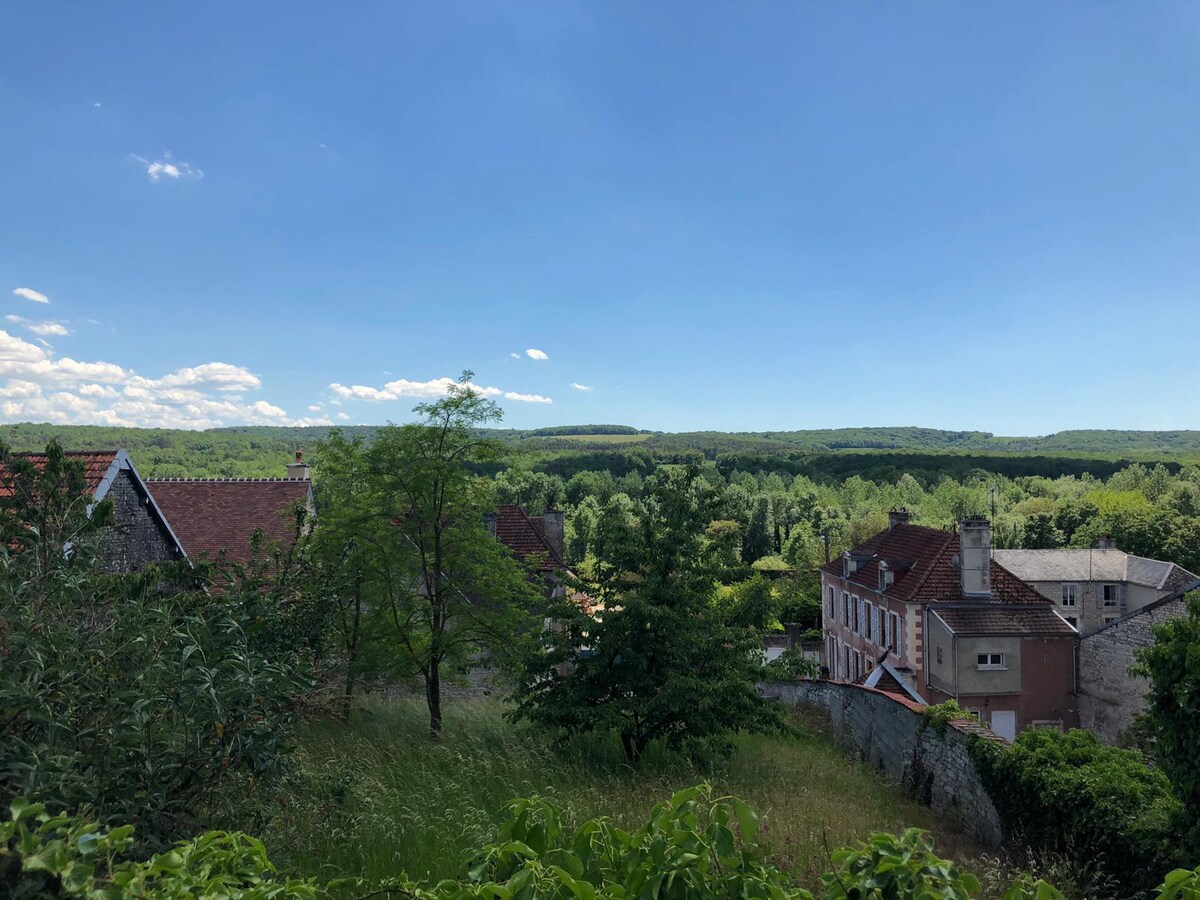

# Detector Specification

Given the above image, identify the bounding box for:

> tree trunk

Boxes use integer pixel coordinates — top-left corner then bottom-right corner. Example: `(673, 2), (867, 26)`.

(427, 658), (443, 739)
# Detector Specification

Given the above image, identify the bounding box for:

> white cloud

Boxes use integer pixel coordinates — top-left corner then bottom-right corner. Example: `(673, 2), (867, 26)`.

(570, 383), (593, 391)
(0, 328), (313, 429)
(134, 152), (203, 183)
(329, 376), (503, 403)
(510, 352), (521, 359)
(336, 412), (350, 421)
(5, 315), (70, 337)
(505, 391), (553, 404)
(94, 102), (102, 108)
(13, 288), (50, 304)
(307, 404), (322, 412)
(525, 348), (549, 360)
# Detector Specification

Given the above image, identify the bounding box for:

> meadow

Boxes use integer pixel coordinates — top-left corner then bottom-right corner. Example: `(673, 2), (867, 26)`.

(271, 697), (981, 892)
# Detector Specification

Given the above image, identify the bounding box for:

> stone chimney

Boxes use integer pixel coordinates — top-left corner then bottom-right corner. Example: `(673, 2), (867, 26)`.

(542, 509), (565, 561)
(286, 451), (311, 480)
(888, 508), (911, 530)
(958, 516), (991, 598)
(1096, 534), (1118, 551)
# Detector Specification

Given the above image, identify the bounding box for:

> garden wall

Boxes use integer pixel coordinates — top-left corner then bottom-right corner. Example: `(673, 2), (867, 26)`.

(761, 680), (1003, 846)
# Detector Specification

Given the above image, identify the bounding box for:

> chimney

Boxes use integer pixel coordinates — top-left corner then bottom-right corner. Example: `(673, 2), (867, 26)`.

(286, 451), (311, 480)
(958, 516), (991, 598)
(888, 508), (911, 530)
(1096, 534), (1117, 551)
(542, 509), (565, 561)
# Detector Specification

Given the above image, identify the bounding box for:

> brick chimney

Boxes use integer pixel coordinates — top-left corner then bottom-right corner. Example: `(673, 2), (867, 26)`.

(542, 509), (565, 561)
(958, 516), (991, 598)
(1096, 534), (1117, 551)
(888, 508), (911, 530)
(286, 451), (310, 480)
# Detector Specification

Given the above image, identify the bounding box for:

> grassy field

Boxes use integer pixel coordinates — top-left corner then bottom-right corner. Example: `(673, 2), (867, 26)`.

(271, 697), (982, 892)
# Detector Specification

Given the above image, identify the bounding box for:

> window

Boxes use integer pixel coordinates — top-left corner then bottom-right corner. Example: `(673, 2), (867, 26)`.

(882, 610), (891, 649)
(1065, 616), (1078, 628)
(977, 652), (1006, 670)
(1103, 584), (1120, 607)
(842, 592), (852, 625)
(1061, 584), (1078, 607)
(825, 586), (835, 619)
(864, 602), (875, 641)
(889, 613), (901, 654)
(871, 605), (880, 644)
(855, 598), (865, 634)
(1104, 614), (1119, 624)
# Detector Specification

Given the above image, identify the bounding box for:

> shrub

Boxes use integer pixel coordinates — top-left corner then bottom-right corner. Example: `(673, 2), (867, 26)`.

(970, 728), (1182, 893)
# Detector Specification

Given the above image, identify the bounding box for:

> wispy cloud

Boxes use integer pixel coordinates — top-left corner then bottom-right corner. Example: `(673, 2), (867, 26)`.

(13, 288), (49, 304)
(510, 352), (521, 359)
(570, 383), (592, 391)
(132, 152), (203, 183)
(6, 315), (69, 338)
(505, 391), (552, 404)
(525, 348), (549, 360)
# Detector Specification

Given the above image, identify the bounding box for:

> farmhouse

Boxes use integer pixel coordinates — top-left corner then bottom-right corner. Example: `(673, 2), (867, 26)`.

(820, 511), (1077, 740)
(146, 452), (314, 565)
(487, 504), (567, 596)
(0, 449), (185, 572)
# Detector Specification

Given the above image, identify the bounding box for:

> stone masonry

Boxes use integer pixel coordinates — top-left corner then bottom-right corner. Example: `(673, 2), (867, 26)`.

(99, 469), (179, 573)
(1078, 596), (1189, 745)
(762, 680), (1004, 846)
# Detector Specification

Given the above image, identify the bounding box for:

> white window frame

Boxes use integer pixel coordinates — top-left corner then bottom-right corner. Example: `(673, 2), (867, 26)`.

(976, 652), (1006, 670)
(1061, 584), (1078, 607)
(857, 598), (866, 636)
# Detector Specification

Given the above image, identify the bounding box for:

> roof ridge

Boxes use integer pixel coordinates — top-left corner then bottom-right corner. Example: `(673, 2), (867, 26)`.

(146, 477), (310, 483)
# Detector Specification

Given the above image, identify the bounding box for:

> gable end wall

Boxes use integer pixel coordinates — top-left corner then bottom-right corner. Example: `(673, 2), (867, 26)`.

(99, 469), (178, 573)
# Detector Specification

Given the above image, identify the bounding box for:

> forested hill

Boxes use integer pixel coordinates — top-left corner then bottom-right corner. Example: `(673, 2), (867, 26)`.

(2, 422), (1200, 480)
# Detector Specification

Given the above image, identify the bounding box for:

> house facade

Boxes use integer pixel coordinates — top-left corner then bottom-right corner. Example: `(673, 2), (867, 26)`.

(820, 511), (1078, 740)
(993, 544), (1196, 631)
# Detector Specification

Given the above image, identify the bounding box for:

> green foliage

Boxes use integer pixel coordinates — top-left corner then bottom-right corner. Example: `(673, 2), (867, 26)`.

(970, 728), (1183, 894)
(920, 701), (977, 735)
(310, 375), (541, 735)
(822, 829), (981, 899)
(512, 466), (787, 763)
(1133, 593), (1200, 831)
(741, 496), (772, 564)
(762, 649), (819, 683)
(0, 443), (309, 849)
(1157, 866), (1200, 900)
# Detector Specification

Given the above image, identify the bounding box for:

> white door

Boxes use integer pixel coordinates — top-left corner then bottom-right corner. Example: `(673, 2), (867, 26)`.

(991, 710), (1017, 742)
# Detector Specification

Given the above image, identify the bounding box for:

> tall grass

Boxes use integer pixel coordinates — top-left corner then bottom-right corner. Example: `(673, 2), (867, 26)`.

(271, 697), (978, 890)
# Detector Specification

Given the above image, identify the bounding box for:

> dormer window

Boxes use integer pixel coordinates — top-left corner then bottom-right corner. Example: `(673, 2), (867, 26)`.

(878, 560), (894, 592)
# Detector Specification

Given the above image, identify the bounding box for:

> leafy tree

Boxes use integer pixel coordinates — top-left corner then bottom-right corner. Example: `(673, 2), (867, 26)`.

(0, 443), (308, 849)
(1133, 593), (1200, 838)
(513, 465), (786, 762)
(741, 495), (772, 564)
(1021, 513), (1065, 549)
(316, 374), (541, 737)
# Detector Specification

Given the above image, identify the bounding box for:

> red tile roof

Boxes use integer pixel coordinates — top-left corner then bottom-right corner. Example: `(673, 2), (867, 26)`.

(494, 504), (563, 571)
(819, 522), (1046, 605)
(930, 604), (1076, 636)
(0, 451), (119, 497)
(146, 478), (312, 562)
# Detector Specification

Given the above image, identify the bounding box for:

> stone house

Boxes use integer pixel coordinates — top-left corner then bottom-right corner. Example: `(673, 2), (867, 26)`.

(486, 505), (569, 601)
(993, 544), (1196, 631)
(0, 449), (186, 573)
(1077, 580), (1199, 744)
(819, 511), (1077, 740)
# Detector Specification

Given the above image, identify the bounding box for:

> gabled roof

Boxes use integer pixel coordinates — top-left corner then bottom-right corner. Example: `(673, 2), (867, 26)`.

(494, 504), (563, 571)
(820, 522), (1046, 605)
(863, 660), (926, 703)
(993, 548), (1198, 592)
(0, 449), (186, 558)
(146, 478), (312, 563)
(930, 604), (1077, 636)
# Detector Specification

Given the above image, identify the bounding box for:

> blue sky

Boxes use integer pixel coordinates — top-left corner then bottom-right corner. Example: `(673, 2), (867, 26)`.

(2, 2), (1199, 434)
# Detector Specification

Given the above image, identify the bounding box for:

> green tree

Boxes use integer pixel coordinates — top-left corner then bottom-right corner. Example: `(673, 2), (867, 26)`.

(1133, 593), (1200, 841)
(512, 465), (786, 763)
(741, 495), (772, 564)
(319, 373), (540, 737)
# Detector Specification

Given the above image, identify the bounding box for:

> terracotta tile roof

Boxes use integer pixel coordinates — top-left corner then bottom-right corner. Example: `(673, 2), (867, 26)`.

(0, 451), (120, 497)
(930, 604), (1076, 636)
(494, 504), (563, 571)
(819, 522), (1046, 604)
(146, 478), (312, 562)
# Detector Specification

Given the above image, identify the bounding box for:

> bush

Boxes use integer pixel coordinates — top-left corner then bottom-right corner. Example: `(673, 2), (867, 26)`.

(971, 728), (1182, 893)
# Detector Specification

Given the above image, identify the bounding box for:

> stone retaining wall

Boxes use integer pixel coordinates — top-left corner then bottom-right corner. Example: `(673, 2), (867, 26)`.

(762, 680), (1003, 846)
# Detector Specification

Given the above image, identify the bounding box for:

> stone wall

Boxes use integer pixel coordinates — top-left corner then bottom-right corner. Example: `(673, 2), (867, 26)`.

(762, 680), (1004, 846)
(100, 469), (178, 573)
(1078, 598), (1187, 744)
